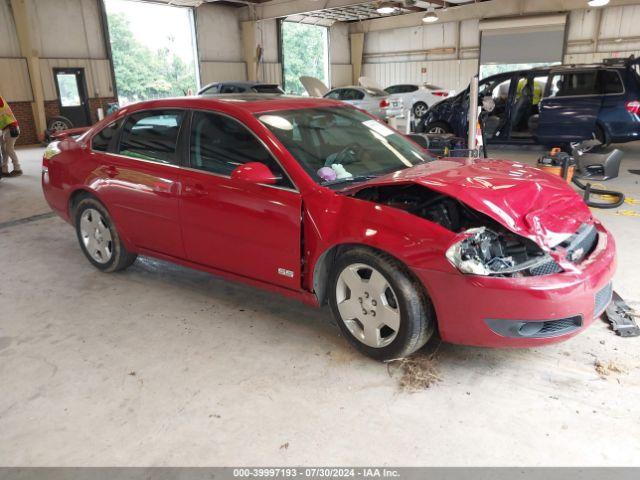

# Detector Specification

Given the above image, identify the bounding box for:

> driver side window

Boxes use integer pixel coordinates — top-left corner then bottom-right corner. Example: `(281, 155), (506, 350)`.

(189, 111), (293, 188)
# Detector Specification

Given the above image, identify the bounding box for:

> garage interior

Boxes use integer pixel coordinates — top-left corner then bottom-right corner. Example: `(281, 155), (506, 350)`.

(1, 0), (640, 468)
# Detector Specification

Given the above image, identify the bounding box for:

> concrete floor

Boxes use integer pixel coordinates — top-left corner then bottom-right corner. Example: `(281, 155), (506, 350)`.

(0, 144), (639, 466)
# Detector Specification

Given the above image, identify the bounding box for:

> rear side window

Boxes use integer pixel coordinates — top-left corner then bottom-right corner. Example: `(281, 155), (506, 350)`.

(599, 70), (624, 94)
(252, 85), (284, 94)
(118, 110), (184, 164)
(325, 90), (342, 100)
(91, 120), (120, 152)
(189, 111), (292, 188)
(342, 89), (365, 100)
(201, 84), (220, 94)
(220, 84), (245, 93)
(386, 85), (414, 94)
(548, 71), (598, 97)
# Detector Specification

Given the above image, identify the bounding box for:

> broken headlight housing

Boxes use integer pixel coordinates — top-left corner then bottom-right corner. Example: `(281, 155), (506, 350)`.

(445, 227), (560, 277)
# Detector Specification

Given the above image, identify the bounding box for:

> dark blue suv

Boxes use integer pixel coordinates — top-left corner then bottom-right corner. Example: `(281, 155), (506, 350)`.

(417, 56), (640, 146)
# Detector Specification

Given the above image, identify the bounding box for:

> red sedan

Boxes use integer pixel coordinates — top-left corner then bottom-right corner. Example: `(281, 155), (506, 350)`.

(42, 95), (616, 360)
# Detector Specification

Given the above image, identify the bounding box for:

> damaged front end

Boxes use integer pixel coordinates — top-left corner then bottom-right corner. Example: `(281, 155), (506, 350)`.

(351, 184), (589, 278)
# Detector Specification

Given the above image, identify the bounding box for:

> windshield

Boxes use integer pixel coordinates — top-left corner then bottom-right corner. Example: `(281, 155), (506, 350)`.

(258, 107), (433, 186)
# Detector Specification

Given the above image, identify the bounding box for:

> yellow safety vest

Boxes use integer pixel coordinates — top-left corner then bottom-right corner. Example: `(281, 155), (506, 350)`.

(0, 97), (17, 130)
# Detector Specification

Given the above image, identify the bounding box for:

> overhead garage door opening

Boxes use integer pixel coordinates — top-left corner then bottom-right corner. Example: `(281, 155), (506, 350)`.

(479, 15), (566, 78)
(281, 21), (329, 95)
(105, 0), (199, 105)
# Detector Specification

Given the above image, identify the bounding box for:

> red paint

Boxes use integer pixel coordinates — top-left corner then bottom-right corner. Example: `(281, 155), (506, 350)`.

(42, 96), (617, 348)
(231, 162), (279, 185)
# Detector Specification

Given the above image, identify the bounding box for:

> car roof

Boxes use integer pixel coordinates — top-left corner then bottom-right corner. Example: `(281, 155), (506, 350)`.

(114, 95), (346, 116)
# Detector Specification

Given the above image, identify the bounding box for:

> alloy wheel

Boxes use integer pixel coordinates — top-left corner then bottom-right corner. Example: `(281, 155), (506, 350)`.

(335, 263), (401, 348)
(80, 208), (113, 264)
(428, 126), (446, 134)
(413, 103), (428, 118)
(50, 120), (69, 132)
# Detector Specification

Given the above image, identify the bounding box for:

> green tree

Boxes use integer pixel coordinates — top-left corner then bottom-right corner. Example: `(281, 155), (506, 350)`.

(282, 22), (328, 95)
(107, 13), (196, 103)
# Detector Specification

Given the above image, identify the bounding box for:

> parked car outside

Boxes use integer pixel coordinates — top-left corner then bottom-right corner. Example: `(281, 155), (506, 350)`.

(198, 81), (284, 95)
(42, 95), (615, 360)
(418, 56), (640, 146)
(384, 83), (452, 119)
(323, 86), (391, 119)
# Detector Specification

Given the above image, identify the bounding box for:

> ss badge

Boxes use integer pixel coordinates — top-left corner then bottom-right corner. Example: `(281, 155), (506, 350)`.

(278, 268), (294, 278)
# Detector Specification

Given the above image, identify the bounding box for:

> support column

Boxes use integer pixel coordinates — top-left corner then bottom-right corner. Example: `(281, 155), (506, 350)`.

(11, 0), (46, 142)
(349, 32), (364, 85)
(241, 20), (258, 82)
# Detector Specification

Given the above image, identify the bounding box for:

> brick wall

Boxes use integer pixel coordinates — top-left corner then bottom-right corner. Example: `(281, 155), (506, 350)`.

(11, 97), (117, 146)
(88, 97), (117, 123)
(8, 102), (38, 146)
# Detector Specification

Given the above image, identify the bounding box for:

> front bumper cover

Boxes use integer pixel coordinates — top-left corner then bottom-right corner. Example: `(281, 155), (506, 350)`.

(414, 225), (616, 347)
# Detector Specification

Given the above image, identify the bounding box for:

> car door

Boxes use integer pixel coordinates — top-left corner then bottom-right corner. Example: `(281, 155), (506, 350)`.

(478, 73), (517, 142)
(179, 110), (302, 290)
(536, 69), (602, 144)
(93, 109), (186, 259)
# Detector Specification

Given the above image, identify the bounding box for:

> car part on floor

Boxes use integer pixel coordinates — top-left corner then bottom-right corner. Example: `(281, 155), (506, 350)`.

(604, 291), (640, 337)
(536, 147), (625, 209)
(571, 139), (623, 181)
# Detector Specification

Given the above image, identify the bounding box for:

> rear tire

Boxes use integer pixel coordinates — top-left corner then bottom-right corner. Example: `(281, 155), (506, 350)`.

(328, 247), (435, 361)
(425, 121), (452, 134)
(594, 124), (610, 148)
(74, 198), (137, 272)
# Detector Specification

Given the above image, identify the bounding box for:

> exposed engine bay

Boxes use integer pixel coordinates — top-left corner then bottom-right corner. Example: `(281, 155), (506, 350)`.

(352, 184), (562, 277)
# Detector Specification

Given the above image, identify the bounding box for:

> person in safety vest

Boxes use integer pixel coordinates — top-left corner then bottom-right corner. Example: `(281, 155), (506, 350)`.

(0, 95), (22, 177)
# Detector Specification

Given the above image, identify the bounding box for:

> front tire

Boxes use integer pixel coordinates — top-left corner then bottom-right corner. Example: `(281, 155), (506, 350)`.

(328, 247), (435, 361)
(413, 102), (429, 119)
(74, 198), (137, 272)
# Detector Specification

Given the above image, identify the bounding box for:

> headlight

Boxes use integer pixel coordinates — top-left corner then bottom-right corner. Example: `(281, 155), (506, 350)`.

(445, 227), (559, 277)
(44, 141), (61, 160)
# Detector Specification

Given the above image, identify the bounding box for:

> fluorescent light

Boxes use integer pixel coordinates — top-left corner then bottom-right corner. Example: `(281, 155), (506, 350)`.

(376, 6), (396, 14)
(588, 0), (610, 6)
(422, 10), (438, 23)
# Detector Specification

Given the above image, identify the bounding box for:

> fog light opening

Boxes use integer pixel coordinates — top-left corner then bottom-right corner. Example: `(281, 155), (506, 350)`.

(518, 322), (544, 337)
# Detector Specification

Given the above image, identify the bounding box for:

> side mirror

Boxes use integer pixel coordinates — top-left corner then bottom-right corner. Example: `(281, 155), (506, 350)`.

(231, 162), (279, 185)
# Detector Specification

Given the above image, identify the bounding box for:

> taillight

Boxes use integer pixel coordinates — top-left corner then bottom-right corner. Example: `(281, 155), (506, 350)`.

(626, 100), (640, 114)
(380, 99), (390, 108)
(432, 91), (449, 97)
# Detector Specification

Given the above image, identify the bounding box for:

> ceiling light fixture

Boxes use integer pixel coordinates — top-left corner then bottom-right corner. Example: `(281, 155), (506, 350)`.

(422, 8), (438, 23)
(587, 0), (610, 7)
(376, 5), (397, 14)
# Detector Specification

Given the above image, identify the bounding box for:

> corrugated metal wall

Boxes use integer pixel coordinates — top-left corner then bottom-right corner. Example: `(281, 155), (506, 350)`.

(361, 4), (640, 91)
(0, 0), (113, 103)
(200, 62), (248, 84)
(39, 58), (114, 100)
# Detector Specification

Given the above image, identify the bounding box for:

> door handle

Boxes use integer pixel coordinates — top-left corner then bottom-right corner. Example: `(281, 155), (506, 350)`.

(183, 183), (207, 197)
(106, 165), (118, 178)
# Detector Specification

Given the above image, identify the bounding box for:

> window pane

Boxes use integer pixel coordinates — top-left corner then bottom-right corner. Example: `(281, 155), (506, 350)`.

(190, 111), (291, 187)
(91, 121), (120, 152)
(599, 70), (623, 94)
(252, 85), (284, 94)
(259, 107), (432, 186)
(57, 74), (81, 107)
(549, 72), (598, 97)
(119, 110), (184, 164)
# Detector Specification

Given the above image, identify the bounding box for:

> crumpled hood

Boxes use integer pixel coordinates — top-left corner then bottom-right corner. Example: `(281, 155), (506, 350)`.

(342, 158), (593, 249)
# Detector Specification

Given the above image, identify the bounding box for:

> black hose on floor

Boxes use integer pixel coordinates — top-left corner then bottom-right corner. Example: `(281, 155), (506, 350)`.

(571, 177), (625, 209)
